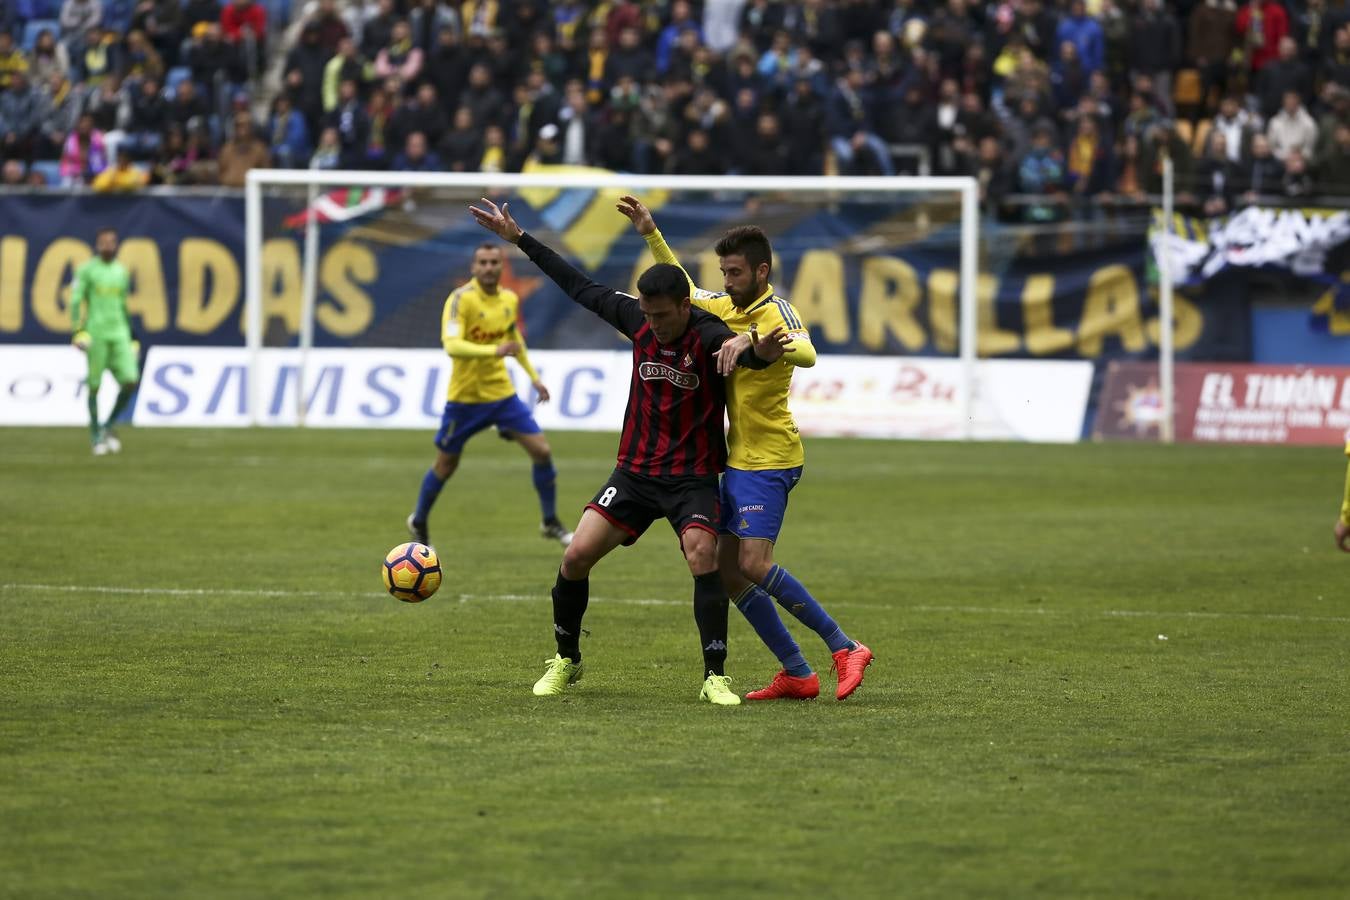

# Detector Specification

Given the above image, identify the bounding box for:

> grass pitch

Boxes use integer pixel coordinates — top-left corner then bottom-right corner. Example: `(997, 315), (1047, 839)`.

(1, 428), (1348, 898)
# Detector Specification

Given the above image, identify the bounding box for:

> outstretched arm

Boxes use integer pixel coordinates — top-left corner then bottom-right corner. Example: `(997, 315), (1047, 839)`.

(617, 194), (708, 302)
(470, 198), (644, 337)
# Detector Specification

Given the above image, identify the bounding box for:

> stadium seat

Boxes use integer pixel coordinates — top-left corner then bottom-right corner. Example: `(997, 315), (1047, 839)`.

(21, 19), (58, 51)
(166, 66), (192, 92)
(31, 160), (61, 185)
(1173, 68), (1204, 117)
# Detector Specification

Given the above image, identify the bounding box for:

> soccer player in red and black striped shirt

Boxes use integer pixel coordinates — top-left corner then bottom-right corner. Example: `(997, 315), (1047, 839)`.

(470, 198), (793, 705)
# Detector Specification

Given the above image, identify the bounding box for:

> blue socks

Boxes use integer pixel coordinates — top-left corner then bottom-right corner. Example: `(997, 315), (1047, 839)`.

(413, 469), (445, 523)
(533, 459), (558, 521)
(734, 584), (812, 676)
(762, 565), (853, 654)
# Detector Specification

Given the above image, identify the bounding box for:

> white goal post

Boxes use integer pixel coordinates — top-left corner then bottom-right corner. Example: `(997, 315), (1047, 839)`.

(244, 171), (981, 435)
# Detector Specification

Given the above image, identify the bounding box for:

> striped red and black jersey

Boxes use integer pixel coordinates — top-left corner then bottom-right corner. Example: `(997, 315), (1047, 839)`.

(517, 232), (771, 477)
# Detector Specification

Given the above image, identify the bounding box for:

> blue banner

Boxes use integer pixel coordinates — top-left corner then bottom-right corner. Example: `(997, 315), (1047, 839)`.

(0, 192), (1243, 361)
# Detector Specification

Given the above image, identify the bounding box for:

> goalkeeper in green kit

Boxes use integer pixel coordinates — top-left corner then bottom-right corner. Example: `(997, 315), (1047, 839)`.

(71, 227), (139, 455)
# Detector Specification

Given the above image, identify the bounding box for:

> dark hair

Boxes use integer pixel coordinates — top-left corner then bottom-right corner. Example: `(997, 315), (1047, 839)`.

(714, 225), (772, 277)
(96, 226), (117, 239)
(636, 263), (688, 301)
(474, 241), (501, 256)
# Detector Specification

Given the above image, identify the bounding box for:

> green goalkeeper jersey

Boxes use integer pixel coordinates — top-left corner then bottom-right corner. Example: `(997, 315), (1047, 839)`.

(71, 257), (132, 341)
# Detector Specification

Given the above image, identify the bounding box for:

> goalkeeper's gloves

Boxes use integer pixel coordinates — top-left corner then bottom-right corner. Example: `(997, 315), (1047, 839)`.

(72, 330), (91, 351)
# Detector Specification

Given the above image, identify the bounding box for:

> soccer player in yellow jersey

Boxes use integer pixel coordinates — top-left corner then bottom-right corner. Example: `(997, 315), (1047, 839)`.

(1336, 431), (1350, 553)
(618, 197), (873, 700)
(407, 242), (574, 547)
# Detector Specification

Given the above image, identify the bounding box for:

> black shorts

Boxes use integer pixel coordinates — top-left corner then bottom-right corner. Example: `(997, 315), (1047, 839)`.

(585, 468), (720, 546)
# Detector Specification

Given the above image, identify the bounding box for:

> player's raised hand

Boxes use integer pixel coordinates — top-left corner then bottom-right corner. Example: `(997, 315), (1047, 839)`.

(534, 381), (551, 404)
(715, 332), (752, 376)
(615, 195), (656, 236)
(1336, 519), (1350, 553)
(469, 198), (523, 244)
(750, 324), (795, 363)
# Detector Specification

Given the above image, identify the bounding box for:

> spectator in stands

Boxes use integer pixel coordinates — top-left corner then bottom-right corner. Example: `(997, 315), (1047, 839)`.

(887, 83), (936, 173)
(1058, 0), (1105, 76)
(167, 77), (208, 132)
(973, 135), (1012, 215)
(1130, 0), (1181, 116)
(459, 62), (505, 130)
(1213, 93), (1256, 163)
(92, 146), (149, 191)
(781, 75), (824, 174)
(36, 72), (80, 159)
(0, 32), (29, 92)
(79, 27), (121, 86)
(1319, 124), (1350, 193)
(439, 105), (480, 171)
(285, 24), (329, 130)
(390, 81), (446, 149)
(322, 37), (367, 113)
(183, 0), (222, 33)
(2, 158), (25, 184)
(0, 73), (40, 163)
(408, 0), (459, 57)
(556, 79), (600, 167)
(30, 31), (71, 85)
(268, 94), (310, 168)
(1238, 132), (1285, 200)
(220, 0), (267, 76)
(1196, 131), (1239, 215)
(1268, 89), (1319, 162)
(83, 75), (122, 134)
(1065, 114), (1112, 198)
(59, 111), (107, 184)
(360, 0), (397, 59)
(1111, 133), (1147, 203)
(1236, 0), (1290, 75)
(123, 75), (168, 157)
(390, 129), (439, 171)
(310, 125), (340, 168)
(1187, 0), (1237, 108)
(827, 67), (893, 177)
(1316, 85), (1350, 162)
(327, 77), (368, 166)
(1282, 148), (1314, 197)
(1258, 37), (1313, 120)
(1327, 25), (1350, 87)
(425, 25), (467, 107)
(363, 84), (393, 168)
(187, 22), (244, 89)
(61, 0), (103, 46)
(1052, 40), (1089, 113)
(671, 126), (721, 174)
(306, 0), (350, 53)
(131, 0), (184, 68)
(375, 20), (423, 87)
(1018, 123), (1066, 222)
(217, 110), (270, 186)
(480, 121), (508, 172)
(122, 30), (165, 83)
(150, 125), (188, 184)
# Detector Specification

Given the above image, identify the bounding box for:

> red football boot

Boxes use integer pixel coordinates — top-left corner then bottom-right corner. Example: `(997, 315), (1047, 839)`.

(831, 642), (874, 700)
(745, 670), (820, 700)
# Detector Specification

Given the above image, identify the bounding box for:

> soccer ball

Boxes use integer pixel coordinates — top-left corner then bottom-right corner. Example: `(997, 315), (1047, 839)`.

(382, 542), (442, 603)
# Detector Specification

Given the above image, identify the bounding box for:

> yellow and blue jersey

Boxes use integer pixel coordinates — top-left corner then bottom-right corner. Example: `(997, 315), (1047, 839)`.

(1342, 431), (1350, 526)
(644, 229), (816, 470)
(441, 277), (539, 403)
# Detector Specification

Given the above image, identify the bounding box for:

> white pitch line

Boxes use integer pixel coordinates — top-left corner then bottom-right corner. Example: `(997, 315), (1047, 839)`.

(2, 583), (1348, 624)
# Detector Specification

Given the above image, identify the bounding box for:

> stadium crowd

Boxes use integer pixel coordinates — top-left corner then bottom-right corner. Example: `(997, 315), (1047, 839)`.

(1, 0), (1348, 217)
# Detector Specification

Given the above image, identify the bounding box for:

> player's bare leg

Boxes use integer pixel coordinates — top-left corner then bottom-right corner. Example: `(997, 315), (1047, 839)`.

(535, 509), (629, 696)
(514, 431), (573, 546)
(408, 450), (459, 545)
(682, 527), (740, 706)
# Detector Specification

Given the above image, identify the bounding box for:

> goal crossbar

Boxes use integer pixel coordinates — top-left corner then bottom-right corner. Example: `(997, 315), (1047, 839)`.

(244, 171), (980, 435)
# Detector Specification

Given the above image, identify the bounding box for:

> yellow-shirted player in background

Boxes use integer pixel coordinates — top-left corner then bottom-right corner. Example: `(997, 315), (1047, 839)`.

(407, 242), (574, 548)
(618, 197), (873, 700)
(1336, 431), (1350, 552)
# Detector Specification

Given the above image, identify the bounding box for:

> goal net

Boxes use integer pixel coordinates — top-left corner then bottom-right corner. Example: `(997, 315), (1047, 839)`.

(242, 171), (989, 438)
